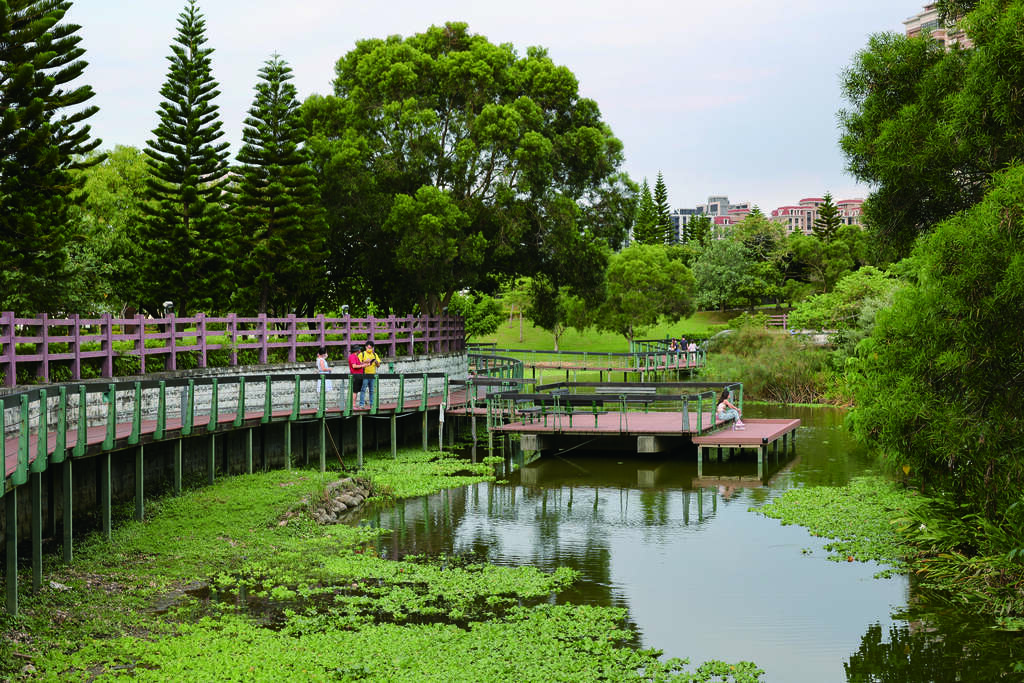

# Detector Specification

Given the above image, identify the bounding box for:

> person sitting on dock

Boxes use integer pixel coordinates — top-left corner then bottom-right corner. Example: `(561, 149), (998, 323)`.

(716, 389), (745, 429)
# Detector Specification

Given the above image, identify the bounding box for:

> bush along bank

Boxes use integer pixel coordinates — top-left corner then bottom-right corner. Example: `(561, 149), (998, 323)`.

(703, 319), (838, 404)
(1, 449), (764, 682)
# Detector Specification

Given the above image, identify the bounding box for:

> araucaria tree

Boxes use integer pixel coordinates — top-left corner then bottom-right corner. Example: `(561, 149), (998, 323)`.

(812, 192), (842, 242)
(653, 172), (673, 243)
(0, 0), (101, 314)
(233, 55), (327, 316)
(141, 0), (231, 315)
(631, 179), (659, 245)
(303, 23), (626, 314)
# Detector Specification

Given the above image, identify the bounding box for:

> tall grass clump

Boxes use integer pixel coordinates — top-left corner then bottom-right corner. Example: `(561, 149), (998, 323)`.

(705, 318), (832, 403)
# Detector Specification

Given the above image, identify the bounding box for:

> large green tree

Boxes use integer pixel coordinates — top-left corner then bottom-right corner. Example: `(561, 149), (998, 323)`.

(849, 164), (1024, 521)
(233, 55), (326, 316)
(692, 239), (753, 312)
(0, 0), (101, 314)
(840, 0), (1024, 258)
(302, 23), (624, 314)
(140, 0), (231, 316)
(597, 244), (695, 342)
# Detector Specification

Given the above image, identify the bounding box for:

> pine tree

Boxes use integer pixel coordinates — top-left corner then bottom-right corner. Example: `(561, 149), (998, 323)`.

(0, 0), (101, 314)
(653, 171), (673, 243)
(233, 55), (327, 316)
(632, 179), (658, 245)
(688, 214), (712, 248)
(813, 192), (842, 242)
(140, 0), (231, 316)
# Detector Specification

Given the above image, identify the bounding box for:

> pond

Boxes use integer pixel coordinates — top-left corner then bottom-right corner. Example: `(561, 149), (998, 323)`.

(355, 405), (1022, 682)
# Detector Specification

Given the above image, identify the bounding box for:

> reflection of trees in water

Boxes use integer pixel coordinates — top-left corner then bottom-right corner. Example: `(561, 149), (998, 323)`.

(845, 618), (1022, 682)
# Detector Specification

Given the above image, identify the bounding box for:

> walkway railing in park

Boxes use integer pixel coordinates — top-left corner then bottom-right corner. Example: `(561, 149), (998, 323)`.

(0, 312), (464, 388)
(484, 381), (743, 434)
(466, 345), (706, 377)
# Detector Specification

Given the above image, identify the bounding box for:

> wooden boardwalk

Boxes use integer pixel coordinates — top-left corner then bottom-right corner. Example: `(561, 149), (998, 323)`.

(4, 391), (461, 478)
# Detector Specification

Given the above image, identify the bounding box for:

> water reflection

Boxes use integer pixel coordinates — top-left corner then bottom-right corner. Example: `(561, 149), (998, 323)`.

(353, 406), (1016, 682)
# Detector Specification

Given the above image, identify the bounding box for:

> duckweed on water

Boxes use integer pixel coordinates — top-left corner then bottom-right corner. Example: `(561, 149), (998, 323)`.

(3, 449), (763, 681)
(753, 476), (925, 576)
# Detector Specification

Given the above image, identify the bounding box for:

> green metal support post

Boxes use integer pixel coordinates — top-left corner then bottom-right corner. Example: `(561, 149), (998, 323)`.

(135, 445), (145, 521)
(319, 418), (327, 473)
(357, 415), (364, 469)
(208, 434), (216, 484)
(100, 452), (112, 541)
(63, 458), (73, 563)
(391, 413), (398, 459)
(284, 421), (292, 470)
(246, 429), (254, 474)
(173, 440), (182, 495)
(6, 492), (17, 616)
(31, 472), (42, 591)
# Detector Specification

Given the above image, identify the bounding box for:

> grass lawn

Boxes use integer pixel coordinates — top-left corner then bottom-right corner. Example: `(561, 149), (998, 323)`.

(475, 311), (737, 352)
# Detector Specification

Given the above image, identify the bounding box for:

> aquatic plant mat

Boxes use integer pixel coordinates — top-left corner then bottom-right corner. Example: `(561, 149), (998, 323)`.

(2, 449), (762, 681)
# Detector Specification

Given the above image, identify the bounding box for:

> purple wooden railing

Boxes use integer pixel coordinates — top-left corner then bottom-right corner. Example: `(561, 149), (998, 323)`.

(0, 312), (465, 387)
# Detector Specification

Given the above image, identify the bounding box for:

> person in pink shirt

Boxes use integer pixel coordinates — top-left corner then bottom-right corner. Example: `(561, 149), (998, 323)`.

(347, 344), (366, 409)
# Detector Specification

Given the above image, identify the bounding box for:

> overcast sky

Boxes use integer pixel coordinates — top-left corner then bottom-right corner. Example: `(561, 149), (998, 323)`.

(66, 0), (926, 212)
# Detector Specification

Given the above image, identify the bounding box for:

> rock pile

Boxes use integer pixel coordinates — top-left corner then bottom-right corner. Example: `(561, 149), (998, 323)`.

(278, 477), (373, 526)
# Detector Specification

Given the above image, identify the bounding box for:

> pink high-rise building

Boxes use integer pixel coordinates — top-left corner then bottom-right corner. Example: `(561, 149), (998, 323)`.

(904, 3), (971, 49)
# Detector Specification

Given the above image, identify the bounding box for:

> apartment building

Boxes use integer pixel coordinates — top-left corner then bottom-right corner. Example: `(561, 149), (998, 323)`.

(770, 197), (864, 235)
(904, 3), (971, 48)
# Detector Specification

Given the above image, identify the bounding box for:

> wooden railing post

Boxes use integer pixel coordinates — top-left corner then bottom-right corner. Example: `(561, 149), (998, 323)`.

(101, 313), (113, 378)
(197, 313), (207, 368)
(259, 314), (268, 364)
(39, 313), (49, 383)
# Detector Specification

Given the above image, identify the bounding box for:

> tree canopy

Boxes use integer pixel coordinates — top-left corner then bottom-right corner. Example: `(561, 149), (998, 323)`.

(839, 0), (1024, 258)
(849, 163), (1024, 519)
(0, 0), (101, 314)
(597, 244), (695, 341)
(233, 54), (327, 316)
(302, 23), (625, 314)
(140, 0), (231, 316)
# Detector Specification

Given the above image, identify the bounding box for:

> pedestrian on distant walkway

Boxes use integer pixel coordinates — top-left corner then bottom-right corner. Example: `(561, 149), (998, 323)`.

(316, 348), (333, 398)
(716, 389), (745, 429)
(348, 344), (366, 409)
(358, 340), (382, 408)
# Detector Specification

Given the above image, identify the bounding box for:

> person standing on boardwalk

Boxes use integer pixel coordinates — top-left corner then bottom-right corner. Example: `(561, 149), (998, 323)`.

(358, 340), (382, 408)
(348, 344), (366, 409)
(316, 348), (333, 398)
(716, 389), (745, 429)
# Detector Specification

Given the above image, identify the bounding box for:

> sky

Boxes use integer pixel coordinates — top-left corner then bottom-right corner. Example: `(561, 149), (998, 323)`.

(65, 0), (927, 213)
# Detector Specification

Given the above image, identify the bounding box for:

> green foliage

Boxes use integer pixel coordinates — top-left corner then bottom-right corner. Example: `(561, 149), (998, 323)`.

(302, 23), (625, 314)
(233, 54), (327, 317)
(140, 0), (232, 316)
(692, 239), (754, 311)
(687, 214), (712, 248)
(788, 266), (902, 364)
(67, 146), (154, 313)
(755, 476), (925, 575)
(0, 0), (101, 314)
(448, 291), (503, 342)
(706, 326), (832, 403)
(839, 0), (1024, 258)
(632, 178), (660, 245)
(524, 277), (595, 350)
(848, 164), (1024, 522)
(597, 244), (696, 342)
(812, 192), (841, 242)
(653, 171), (673, 244)
(383, 186), (485, 313)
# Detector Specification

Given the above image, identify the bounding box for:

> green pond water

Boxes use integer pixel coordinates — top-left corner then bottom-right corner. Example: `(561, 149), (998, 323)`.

(355, 405), (1023, 682)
